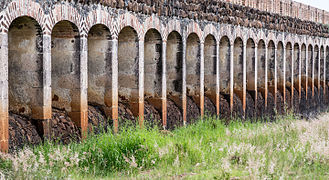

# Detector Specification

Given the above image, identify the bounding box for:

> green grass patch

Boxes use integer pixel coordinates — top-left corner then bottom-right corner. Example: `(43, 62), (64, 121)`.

(1, 114), (329, 179)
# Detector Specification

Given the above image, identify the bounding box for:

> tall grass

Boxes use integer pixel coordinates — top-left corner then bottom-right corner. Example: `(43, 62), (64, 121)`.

(1, 113), (329, 179)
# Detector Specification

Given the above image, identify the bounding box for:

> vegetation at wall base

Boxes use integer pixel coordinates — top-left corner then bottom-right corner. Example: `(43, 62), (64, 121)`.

(0, 113), (329, 179)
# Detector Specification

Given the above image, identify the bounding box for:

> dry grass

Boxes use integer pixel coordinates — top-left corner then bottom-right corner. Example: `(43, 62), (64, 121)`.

(0, 113), (329, 179)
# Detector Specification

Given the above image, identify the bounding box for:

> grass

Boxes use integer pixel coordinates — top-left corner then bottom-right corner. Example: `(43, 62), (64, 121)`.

(1, 113), (329, 179)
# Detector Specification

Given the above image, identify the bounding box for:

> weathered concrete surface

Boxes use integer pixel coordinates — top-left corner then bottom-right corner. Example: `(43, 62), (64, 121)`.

(0, 0), (329, 152)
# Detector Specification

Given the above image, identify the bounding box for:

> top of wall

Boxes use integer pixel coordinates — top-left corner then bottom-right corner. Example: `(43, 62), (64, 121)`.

(228, 0), (329, 25)
(1, 0), (329, 38)
(70, 0), (329, 25)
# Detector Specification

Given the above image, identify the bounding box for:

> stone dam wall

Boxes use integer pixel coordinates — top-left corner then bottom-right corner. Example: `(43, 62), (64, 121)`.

(0, 0), (329, 152)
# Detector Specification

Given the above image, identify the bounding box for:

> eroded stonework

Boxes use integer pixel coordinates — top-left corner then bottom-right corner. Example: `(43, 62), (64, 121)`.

(0, 0), (329, 152)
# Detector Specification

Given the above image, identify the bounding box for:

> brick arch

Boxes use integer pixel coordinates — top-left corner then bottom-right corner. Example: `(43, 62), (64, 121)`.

(246, 29), (257, 44)
(2, 0), (46, 33)
(142, 15), (165, 40)
(164, 19), (182, 41)
(285, 34), (294, 46)
(286, 41), (293, 48)
(307, 37), (314, 48)
(116, 12), (143, 40)
(231, 26), (245, 43)
(219, 24), (233, 44)
(185, 21), (202, 41)
(267, 32), (277, 47)
(85, 8), (115, 38)
(49, 3), (83, 35)
(203, 24), (218, 43)
(256, 30), (266, 44)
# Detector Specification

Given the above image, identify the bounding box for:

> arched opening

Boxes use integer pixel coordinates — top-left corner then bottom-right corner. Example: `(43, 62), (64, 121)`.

(293, 43), (300, 112)
(307, 45), (313, 92)
(285, 42), (293, 107)
(326, 46), (329, 103)
(276, 41), (285, 113)
(9, 16), (43, 117)
(246, 38), (256, 118)
(233, 37), (244, 117)
(293, 44), (300, 88)
(320, 46), (325, 105)
(186, 33), (201, 123)
(286, 42), (293, 89)
(314, 45), (319, 89)
(219, 36), (231, 95)
(144, 29), (162, 126)
(51, 20), (81, 141)
(219, 36), (231, 118)
(8, 16), (43, 149)
(301, 44), (307, 91)
(87, 24), (112, 131)
(320, 46), (325, 87)
(166, 31), (183, 129)
(256, 40), (266, 117)
(300, 44), (307, 111)
(326, 46), (329, 88)
(204, 34), (217, 116)
(118, 26), (139, 122)
(267, 40), (275, 115)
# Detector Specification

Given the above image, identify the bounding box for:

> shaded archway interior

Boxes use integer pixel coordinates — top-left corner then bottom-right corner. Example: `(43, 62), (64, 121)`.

(118, 26), (139, 116)
(51, 20), (80, 113)
(8, 16), (43, 117)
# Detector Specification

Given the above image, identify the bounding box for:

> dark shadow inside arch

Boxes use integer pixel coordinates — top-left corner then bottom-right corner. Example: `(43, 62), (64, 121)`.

(166, 31), (183, 129)
(314, 45), (319, 89)
(267, 40), (276, 116)
(186, 33), (201, 124)
(256, 39), (266, 117)
(118, 26), (139, 122)
(301, 44), (307, 91)
(246, 38), (256, 118)
(307, 44), (313, 91)
(326, 46), (329, 87)
(51, 20), (82, 142)
(87, 24), (113, 132)
(144, 28), (163, 127)
(8, 16), (44, 150)
(233, 37), (243, 117)
(51, 20), (81, 113)
(218, 36), (231, 118)
(204, 34), (217, 116)
(277, 42), (284, 95)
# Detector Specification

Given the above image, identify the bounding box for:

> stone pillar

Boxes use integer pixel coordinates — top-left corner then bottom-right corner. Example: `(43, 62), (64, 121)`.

(69, 36), (88, 138)
(34, 34), (52, 139)
(312, 46), (315, 97)
(265, 43), (268, 107)
(299, 47), (302, 100)
(230, 42), (234, 114)
(318, 46), (321, 96)
(254, 43), (258, 108)
(112, 39), (119, 133)
(291, 45), (294, 106)
(324, 47), (326, 95)
(138, 40), (144, 128)
(0, 32), (8, 152)
(274, 47), (277, 107)
(182, 37), (187, 125)
(80, 36), (88, 137)
(283, 44), (286, 106)
(216, 41), (220, 116)
(242, 41), (247, 115)
(162, 41), (167, 129)
(305, 45), (308, 99)
(200, 41), (204, 117)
